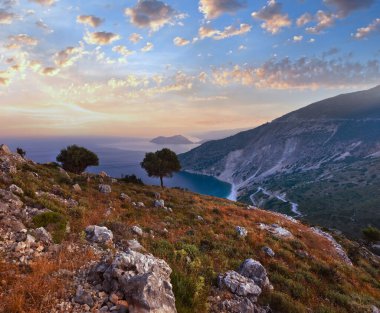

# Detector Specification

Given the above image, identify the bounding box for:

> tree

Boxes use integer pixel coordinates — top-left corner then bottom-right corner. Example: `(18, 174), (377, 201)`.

(56, 145), (99, 174)
(140, 148), (181, 187)
(362, 226), (380, 242)
(16, 147), (26, 158)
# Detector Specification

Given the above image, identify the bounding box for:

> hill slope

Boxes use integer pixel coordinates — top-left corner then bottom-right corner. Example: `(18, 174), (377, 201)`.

(180, 86), (380, 238)
(1, 145), (380, 313)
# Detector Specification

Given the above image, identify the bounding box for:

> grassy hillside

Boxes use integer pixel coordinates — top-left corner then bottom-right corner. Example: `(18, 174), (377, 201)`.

(1, 158), (380, 313)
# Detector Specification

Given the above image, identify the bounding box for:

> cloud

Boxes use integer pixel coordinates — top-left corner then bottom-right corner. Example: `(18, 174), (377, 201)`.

(112, 45), (135, 56)
(54, 46), (84, 68)
(296, 13), (312, 27)
(0, 10), (15, 24)
(8, 34), (38, 46)
(210, 56), (380, 89)
(199, 0), (246, 19)
(40, 67), (59, 76)
(199, 23), (251, 40)
(324, 0), (374, 17)
(77, 15), (103, 27)
(141, 42), (153, 52)
(306, 10), (337, 34)
(293, 35), (303, 42)
(84, 31), (121, 45)
(129, 33), (143, 43)
(251, 0), (291, 34)
(36, 19), (53, 33)
(28, 0), (55, 6)
(352, 18), (380, 39)
(125, 0), (182, 32)
(173, 36), (190, 46)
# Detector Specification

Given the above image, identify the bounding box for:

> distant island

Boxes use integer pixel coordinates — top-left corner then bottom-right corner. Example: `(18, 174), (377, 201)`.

(150, 135), (194, 144)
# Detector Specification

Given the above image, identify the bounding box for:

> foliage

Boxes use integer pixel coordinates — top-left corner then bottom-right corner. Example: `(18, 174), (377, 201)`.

(56, 145), (99, 174)
(120, 174), (144, 185)
(32, 212), (67, 243)
(140, 148), (181, 187)
(362, 226), (380, 242)
(16, 147), (26, 158)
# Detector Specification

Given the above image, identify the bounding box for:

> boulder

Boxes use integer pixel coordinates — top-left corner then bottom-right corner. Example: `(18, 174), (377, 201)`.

(73, 184), (82, 192)
(132, 226), (143, 236)
(0, 144), (11, 155)
(237, 259), (272, 290)
(85, 225), (113, 244)
(218, 271), (262, 299)
(262, 246), (275, 257)
(154, 199), (165, 208)
(236, 226), (248, 238)
(127, 239), (144, 251)
(89, 250), (177, 313)
(32, 227), (53, 244)
(9, 184), (24, 195)
(99, 184), (112, 194)
(120, 193), (131, 202)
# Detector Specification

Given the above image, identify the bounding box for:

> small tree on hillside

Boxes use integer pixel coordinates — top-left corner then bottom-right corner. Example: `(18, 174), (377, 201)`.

(16, 147), (26, 158)
(56, 145), (99, 174)
(140, 148), (181, 188)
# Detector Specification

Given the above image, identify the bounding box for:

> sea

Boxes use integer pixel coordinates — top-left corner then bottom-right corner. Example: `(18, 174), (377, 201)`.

(1, 137), (232, 199)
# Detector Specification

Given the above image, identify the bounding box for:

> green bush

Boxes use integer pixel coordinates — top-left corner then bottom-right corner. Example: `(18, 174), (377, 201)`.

(362, 226), (380, 242)
(267, 291), (307, 313)
(32, 212), (67, 243)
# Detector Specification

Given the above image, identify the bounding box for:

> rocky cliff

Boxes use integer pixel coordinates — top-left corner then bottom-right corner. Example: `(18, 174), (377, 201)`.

(1, 144), (380, 313)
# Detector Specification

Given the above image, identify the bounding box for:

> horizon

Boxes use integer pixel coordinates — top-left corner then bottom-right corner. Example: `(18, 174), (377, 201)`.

(1, 0), (380, 137)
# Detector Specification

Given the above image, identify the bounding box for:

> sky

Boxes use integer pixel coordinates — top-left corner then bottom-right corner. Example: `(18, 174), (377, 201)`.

(0, 0), (379, 138)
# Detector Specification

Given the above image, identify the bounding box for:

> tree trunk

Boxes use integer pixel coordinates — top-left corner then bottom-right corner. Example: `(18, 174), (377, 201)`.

(160, 176), (164, 188)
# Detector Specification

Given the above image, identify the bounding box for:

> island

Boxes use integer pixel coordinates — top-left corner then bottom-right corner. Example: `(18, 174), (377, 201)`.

(150, 135), (194, 144)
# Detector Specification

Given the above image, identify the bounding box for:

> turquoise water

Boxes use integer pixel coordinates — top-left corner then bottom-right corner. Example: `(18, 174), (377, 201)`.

(1, 137), (232, 198)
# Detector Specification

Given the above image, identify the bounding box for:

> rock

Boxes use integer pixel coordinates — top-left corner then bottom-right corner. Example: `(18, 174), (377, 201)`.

(59, 167), (71, 179)
(99, 171), (109, 178)
(372, 306), (380, 313)
(85, 225), (113, 244)
(74, 285), (94, 307)
(9, 184), (24, 195)
(262, 246), (275, 257)
(73, 184), (82, 192)
(196, 215), (204, 221)
(246, 205), (257, 210)
(89, 250), (177, 313)
(236, 226), (248, 238)
(154, 192), (160, 200)
(120, 193), (131, 202)
(99, 184), (112, 194)
(132, 226), (143, 236)
(33, 227), (53, 244)
(218, 270), (262, 299)
(127, 239), (144, 251)
(237, 259), (272, 290)
(154, 199), (165, 208)
(137, 202), (145, 208)
(0, 144), (11, 155)
(258, 223), (293, 239)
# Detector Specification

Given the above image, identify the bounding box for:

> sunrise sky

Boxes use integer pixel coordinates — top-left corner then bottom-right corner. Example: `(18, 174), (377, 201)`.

(0, 0), (379, 137)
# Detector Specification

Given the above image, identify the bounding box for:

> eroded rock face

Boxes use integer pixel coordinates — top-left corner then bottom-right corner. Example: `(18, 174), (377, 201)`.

(238, 259), (272, 290)
(85, 225), (113, 245)
(88, 250), (177, 313)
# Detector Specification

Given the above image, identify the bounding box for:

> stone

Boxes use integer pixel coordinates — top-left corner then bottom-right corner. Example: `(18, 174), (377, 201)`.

(132, 226), (143, 236)
(0, 144), (11, 155)
(89, 250), (177, 313)
(127, 239), (144, 251)
(99, 171), (109, 178)
(137, 202), (145, 208)
(236, 226), (248, 238)
(59, 167), (70, 179)
(120, 193), (130, 202)
(258, 223), (293, 239)
(262, 246), (275, 257)
(73, 184), (82, 192)
(372, 306), (380, 313)
(9, 184), (24, 195)
(99, 184), (112, 194)
(154, 192), (160, 200)
(85, 225), (113, 244)
(74, 285), (94, 307)
(196, 215), (204, 221)
(33, 227), (53, 244)
(154, 199), (165, 208)
(237, 259), (272, 290)
(218, 270), (262, 299)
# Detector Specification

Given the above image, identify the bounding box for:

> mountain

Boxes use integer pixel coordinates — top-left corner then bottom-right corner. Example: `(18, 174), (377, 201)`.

(180, 85), (380, 238)
(0, 145), (379, 313)
(151, 135), (194, 144)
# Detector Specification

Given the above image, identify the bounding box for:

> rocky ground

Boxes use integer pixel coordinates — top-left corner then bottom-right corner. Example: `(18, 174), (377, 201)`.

(1, 143), (380, 313)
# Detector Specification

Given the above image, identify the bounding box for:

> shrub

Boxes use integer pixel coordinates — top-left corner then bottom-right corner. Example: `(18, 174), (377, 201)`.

(362, 226), (380, 242)
(267, 291), (306, 313)
(120, 174), (144, 185)
(16, 147), (26, 158)
(32, 212), (67, 243)
(56, 145), (99, 174)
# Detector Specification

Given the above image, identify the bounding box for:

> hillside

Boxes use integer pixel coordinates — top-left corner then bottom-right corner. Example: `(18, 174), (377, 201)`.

(179, 85), (380, 238)
(1, 145), (380, 313)
(151, 135), (194, 145)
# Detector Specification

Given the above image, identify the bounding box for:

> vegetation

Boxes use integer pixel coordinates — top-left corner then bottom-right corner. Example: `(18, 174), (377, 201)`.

(141, 148), (181, 187)
(1, 160), (380, 313)
(120, 174), (144, 185)
(16, 147), (26, 158)
(362, 226), (380, 242)
(56, 145), (99, 174)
